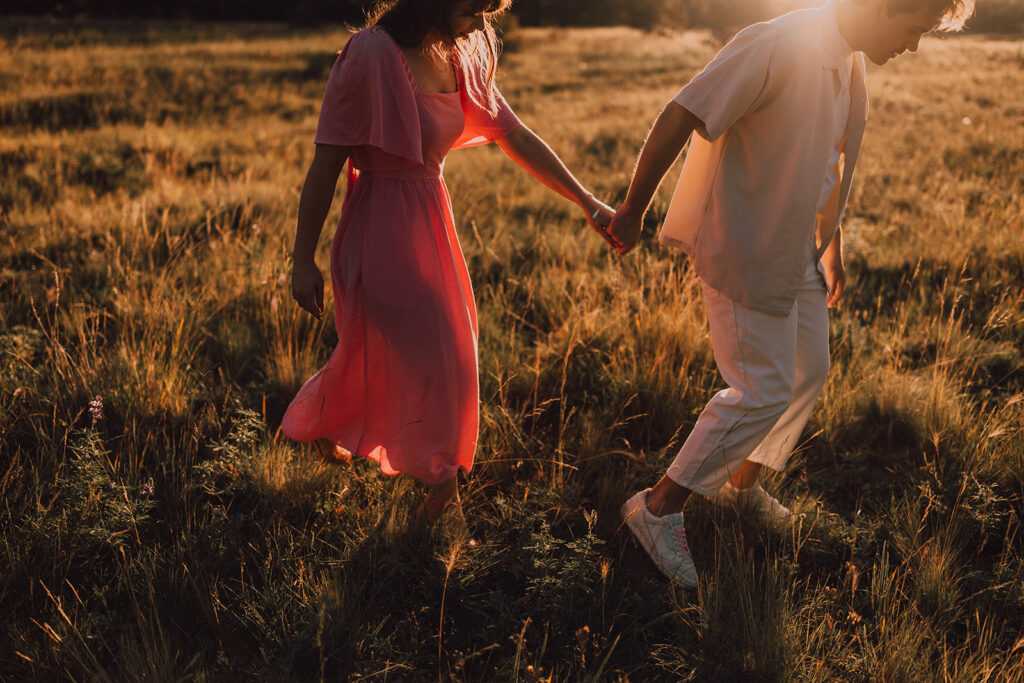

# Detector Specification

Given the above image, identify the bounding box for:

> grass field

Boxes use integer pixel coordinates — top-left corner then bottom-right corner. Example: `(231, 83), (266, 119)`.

(2, 18), (1023, 681)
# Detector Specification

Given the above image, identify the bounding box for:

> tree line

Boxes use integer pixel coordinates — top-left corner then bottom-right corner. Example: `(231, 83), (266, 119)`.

(0, 0), (823, 30)
(3, 0), (1020, 34)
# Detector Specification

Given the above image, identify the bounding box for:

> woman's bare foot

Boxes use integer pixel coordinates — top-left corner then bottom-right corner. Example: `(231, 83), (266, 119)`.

(418, 479), (478, 547)
(416, 478), (459, 525)
(314, 438), (352, 465)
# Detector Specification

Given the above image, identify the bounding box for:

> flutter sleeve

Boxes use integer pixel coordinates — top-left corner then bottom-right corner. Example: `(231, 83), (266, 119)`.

(314, 28), (423, 164)
(453, 46), (522, 149)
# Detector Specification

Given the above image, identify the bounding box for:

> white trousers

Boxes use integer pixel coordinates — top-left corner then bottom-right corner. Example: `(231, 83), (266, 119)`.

(666, 260), (830, 496)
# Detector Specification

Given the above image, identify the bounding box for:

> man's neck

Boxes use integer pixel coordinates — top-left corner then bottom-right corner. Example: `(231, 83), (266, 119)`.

(835, 0), (868, 53)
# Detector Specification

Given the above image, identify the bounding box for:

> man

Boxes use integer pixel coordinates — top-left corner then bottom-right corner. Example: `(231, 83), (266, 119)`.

(608, 0), (974, 587)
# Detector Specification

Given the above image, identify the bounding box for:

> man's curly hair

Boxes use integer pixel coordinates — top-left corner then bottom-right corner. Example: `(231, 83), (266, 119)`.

(888, 0), (976, 31)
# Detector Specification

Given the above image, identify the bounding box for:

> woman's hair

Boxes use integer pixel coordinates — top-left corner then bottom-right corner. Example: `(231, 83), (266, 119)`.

(366, 0), (513, 113)
(887, 0), (975, 31)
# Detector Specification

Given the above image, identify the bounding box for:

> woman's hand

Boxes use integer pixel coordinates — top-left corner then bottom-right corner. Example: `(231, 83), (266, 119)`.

(292, 259), (325, 320)
(583, 195), (624, 253)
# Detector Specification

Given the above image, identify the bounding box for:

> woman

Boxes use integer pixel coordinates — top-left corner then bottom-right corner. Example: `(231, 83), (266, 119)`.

(283, 0), (619, 524)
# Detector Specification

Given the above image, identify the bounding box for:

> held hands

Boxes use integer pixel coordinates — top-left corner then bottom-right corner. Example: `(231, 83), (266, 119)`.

(583, 195), (625, 253)
(606, 201), (644, 255)
(292, 259), (325, 320)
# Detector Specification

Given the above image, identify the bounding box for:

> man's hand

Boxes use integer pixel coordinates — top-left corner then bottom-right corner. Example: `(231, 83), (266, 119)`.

(292, 260), (325, 319)
(820, 244), (846, 308)
(607, 202), (644, 254)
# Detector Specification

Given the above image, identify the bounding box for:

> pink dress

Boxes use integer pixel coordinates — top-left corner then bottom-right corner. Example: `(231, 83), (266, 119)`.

(281, 27), (521, 485)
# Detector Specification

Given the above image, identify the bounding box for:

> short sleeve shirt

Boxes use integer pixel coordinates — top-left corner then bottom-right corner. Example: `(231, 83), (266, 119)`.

(660, 1), (869, 316)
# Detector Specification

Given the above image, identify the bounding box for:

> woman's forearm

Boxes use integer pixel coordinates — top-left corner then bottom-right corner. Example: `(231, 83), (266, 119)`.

(497, 125), (595, 208)
(293, 145), (349, 266)
(621, 102), (701, 214)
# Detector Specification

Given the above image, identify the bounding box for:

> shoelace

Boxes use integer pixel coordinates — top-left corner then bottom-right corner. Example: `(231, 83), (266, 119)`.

(666, 519), (689, 555)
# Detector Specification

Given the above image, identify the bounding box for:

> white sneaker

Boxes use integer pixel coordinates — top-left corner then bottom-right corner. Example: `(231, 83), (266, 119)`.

(620, 489), (698, 588)
(712, 480), (791, 521)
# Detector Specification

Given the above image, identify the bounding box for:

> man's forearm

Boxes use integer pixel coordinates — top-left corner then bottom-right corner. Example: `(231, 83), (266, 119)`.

(822, 226), (843, 265)
(622, 102), (701, 214)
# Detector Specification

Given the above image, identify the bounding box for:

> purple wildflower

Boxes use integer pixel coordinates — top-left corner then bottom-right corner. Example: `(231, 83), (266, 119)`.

(138, 479), (155, 498)
(88, 395), (104, 422)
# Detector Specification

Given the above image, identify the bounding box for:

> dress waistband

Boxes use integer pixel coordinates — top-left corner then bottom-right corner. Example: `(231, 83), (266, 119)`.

(357, 169), (441, 180)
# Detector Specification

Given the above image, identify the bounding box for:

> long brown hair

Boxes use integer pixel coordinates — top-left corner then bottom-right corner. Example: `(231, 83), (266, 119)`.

(365, 0), (513, 113)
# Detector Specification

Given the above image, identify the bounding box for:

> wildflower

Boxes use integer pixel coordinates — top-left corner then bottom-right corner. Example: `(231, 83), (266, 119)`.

(88, 395), (104, 422)
(138, 478), (155, 498)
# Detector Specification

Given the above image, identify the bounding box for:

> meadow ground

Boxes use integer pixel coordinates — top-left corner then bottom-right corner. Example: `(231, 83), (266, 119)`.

(1, 18), (1023, 681)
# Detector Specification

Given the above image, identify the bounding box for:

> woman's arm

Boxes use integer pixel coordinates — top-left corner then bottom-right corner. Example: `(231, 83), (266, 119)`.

(291, 143), (350, 319)
(607, 102), (702, 253)
(495, 124), (618, 247)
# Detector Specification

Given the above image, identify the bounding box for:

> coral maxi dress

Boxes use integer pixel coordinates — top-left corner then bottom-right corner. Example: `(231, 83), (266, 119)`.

(281, 27), (521, 485)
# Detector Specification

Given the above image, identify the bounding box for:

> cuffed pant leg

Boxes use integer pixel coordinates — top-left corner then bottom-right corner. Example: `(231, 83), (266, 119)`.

(666, 280), (799, 497)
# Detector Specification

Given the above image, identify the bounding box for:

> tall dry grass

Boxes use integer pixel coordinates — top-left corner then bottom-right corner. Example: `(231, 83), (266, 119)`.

(1, 19), (1022, 680)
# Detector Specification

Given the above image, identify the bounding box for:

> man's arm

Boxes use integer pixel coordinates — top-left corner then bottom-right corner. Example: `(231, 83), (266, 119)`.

(821, 228), (845, 308)
(607, 102), (703, 253)
(817, 158), (846, 308)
